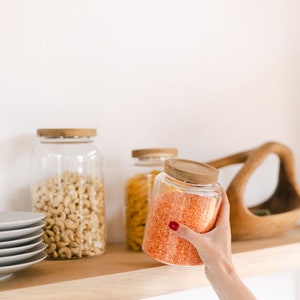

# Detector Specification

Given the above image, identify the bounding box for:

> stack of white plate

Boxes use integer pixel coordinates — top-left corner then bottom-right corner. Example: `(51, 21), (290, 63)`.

(0, 211), (47, 281)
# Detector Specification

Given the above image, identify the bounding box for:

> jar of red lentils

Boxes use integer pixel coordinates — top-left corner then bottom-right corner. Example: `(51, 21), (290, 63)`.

(31, 128), (106, 259)
(142, 158), (223, 266)
(125, 148), (178, 251)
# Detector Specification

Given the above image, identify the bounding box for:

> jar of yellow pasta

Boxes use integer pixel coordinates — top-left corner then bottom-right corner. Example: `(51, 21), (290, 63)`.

(125, 148), (178, 251)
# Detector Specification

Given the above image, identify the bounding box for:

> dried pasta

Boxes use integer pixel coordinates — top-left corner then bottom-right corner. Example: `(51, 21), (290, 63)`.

(125, 170), (160, 251)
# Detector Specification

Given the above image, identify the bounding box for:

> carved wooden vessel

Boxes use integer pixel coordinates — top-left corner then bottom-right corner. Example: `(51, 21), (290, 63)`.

(207, 142), (300, 240)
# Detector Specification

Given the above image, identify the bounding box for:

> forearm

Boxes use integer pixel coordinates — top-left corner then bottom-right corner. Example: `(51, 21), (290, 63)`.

(205, 259), (256, 300)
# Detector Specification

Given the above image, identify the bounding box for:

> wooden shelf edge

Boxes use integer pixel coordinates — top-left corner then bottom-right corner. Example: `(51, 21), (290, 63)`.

(0, 242), (300, 299)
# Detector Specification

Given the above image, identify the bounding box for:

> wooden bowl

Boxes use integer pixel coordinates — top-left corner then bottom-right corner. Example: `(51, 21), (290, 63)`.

(207, 142), (300, 240)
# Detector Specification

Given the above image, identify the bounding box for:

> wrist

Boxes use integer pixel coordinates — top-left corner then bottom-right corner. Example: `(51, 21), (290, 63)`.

(204, 257), (256, 300)
(205, 255), (236, 283)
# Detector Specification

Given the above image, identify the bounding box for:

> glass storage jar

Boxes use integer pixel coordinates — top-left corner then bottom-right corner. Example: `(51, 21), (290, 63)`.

(31, 128), (105, 259)
(125, 148), (178, 251)
(142, 158), (223, 266)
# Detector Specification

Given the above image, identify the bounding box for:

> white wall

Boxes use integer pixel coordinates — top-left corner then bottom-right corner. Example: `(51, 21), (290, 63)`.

(0, 0), (299, 243)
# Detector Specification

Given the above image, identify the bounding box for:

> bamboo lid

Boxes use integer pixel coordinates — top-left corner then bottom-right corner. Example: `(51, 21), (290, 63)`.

(164, 158), (219, 185)
(132, 148), (178, 158)
(37, 128), (97, 138)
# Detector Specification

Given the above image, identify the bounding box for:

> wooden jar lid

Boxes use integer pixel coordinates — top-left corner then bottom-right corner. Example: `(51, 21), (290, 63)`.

(132, 148), (178, 158)
(37, 128), (97, 138)
(164, 158), (219, 185)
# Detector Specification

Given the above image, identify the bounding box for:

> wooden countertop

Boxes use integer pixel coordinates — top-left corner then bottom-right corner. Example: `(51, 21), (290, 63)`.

(1, 225), (300, 299)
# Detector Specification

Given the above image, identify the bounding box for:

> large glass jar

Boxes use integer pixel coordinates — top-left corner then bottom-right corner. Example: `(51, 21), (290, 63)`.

(31, 128), (105, 259)
(125, 148), (178, 251)
(142, 158), (223, 266)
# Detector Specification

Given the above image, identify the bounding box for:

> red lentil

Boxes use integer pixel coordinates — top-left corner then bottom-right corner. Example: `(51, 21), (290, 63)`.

(143, 191), (220, 266)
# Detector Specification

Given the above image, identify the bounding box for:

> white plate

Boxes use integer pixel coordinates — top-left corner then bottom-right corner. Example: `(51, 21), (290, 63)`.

(0, 237), (43, 257)
(0, 229), (44, 249)
(0, 242), (46, 266)
(0, 221), (45, 242)
(0, 251), (46, 281)
(0, 211), (45, 231)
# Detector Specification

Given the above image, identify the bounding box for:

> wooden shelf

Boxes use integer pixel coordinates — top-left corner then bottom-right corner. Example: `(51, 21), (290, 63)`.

(0, 225), (300, 299)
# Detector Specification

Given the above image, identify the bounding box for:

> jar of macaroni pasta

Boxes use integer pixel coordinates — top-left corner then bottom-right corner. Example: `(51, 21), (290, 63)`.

(31, 128), (105, 259)
(125, 148), (178, 251)
(142, 158), (223, 266)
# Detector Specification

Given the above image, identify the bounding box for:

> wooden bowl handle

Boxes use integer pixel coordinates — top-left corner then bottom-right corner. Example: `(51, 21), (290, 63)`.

(207, 141), (299, 211)
(206, 150), (252, 168)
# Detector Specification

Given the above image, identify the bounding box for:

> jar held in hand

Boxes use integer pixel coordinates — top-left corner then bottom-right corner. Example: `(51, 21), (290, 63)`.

(142, 158), (222, 266)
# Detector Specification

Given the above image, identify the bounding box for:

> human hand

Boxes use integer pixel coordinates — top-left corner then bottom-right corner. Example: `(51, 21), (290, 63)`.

(168, 189), (232, 275)
(168, 190), (256, 300)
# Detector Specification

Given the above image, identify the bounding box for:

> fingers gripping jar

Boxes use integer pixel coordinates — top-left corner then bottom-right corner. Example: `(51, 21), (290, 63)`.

(31, 128), (105, 259)
(142, 158), (222, 266)
(125, 148), (178, 251)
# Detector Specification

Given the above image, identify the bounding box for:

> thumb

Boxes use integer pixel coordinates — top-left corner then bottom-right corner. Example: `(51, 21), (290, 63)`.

(169, 221), (202, 249)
